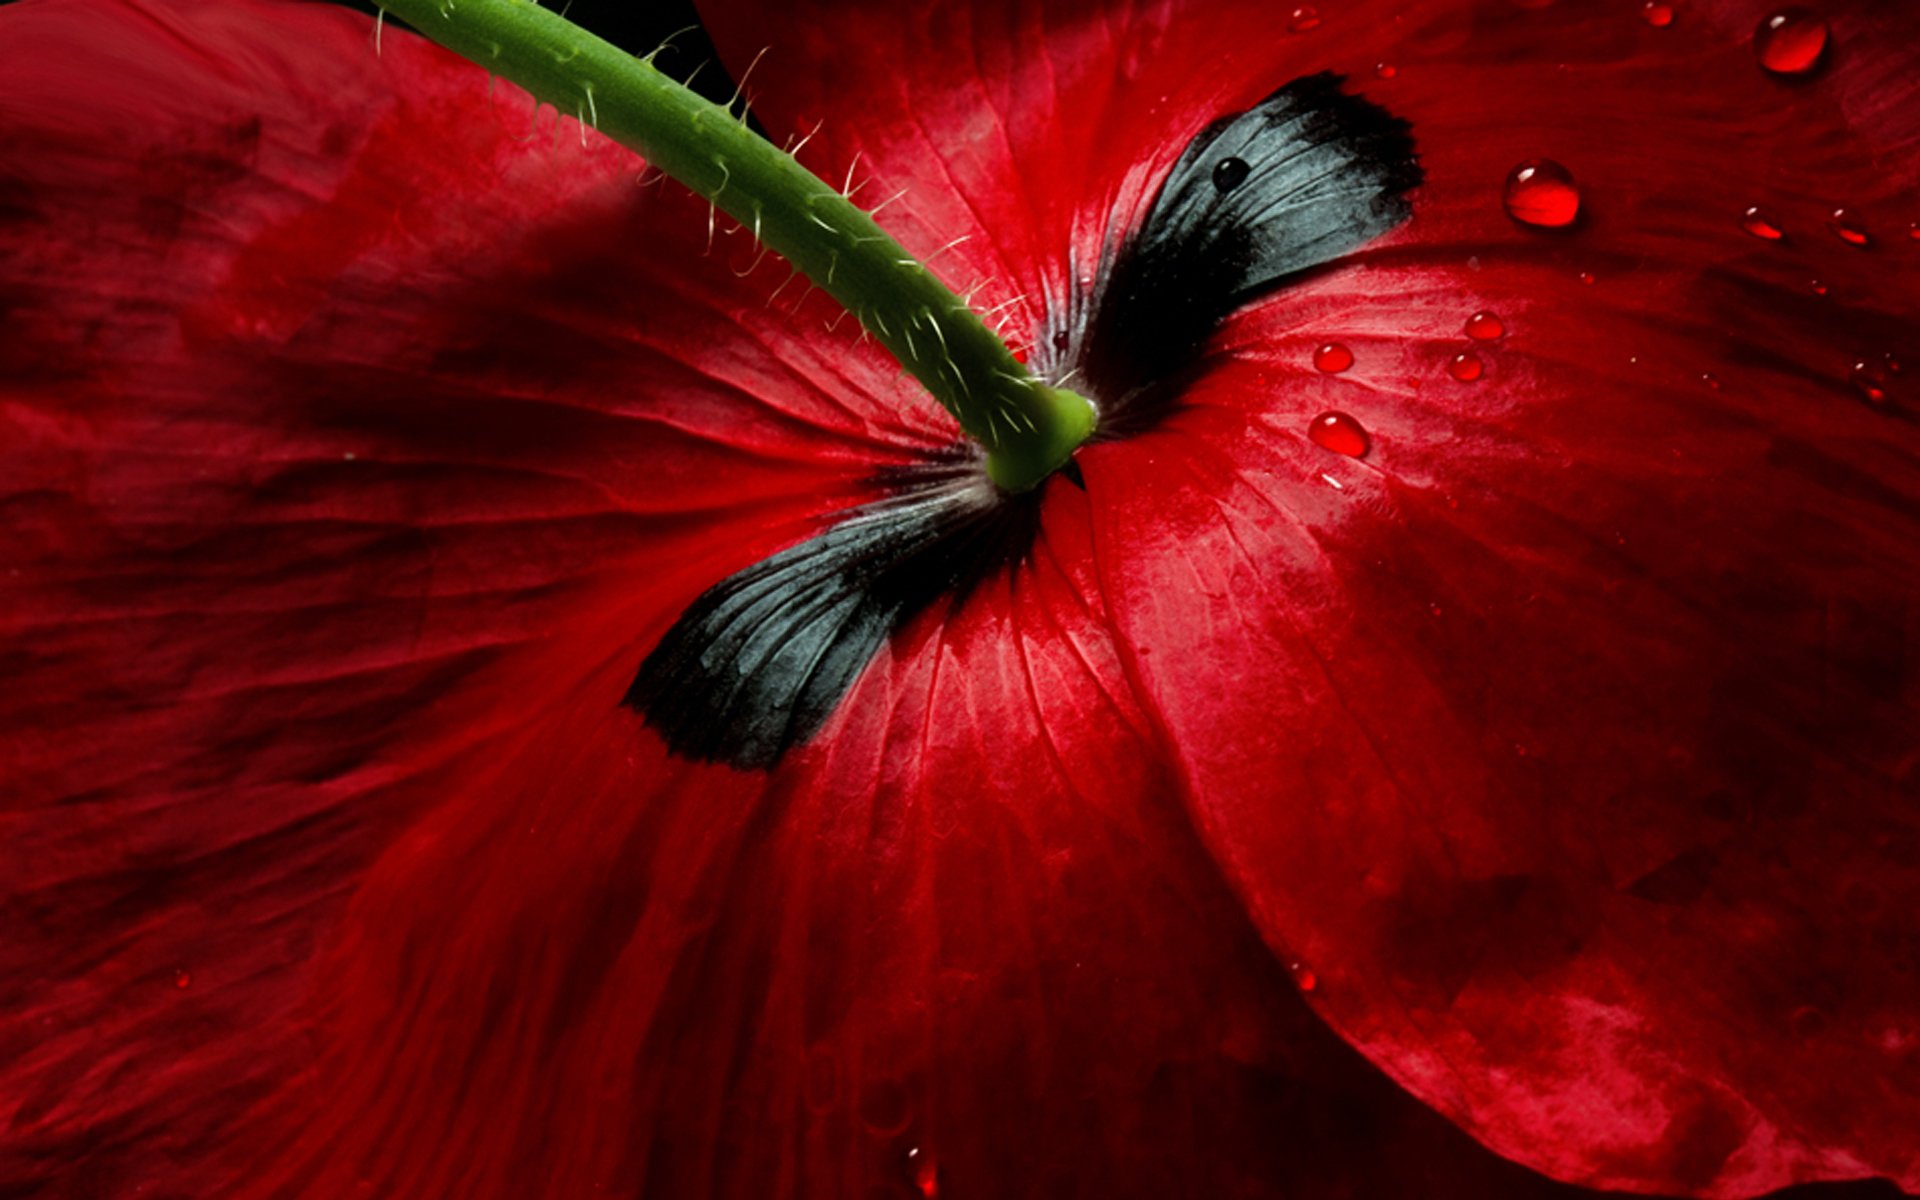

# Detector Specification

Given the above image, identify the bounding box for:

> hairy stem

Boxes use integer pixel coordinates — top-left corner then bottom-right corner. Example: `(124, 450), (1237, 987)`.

(374, 0), (1094, 491)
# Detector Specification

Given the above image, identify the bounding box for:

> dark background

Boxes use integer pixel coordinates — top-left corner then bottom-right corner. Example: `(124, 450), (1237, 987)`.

(334, 0), (741, 106)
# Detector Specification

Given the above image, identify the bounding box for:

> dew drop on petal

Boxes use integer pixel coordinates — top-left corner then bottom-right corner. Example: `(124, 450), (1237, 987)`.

(1290, 960), (1319, 992)
(1289, 5), (1321, 31)
(1579, 270), (1597, 286)
(907, 1147), (940, 1199)
(1212, 156), (1250, 193)
(1811, 278), (1830, 296)
(1641, 1), (1675, 27)
(1908, 222), (1920, 242)
(1375, 62), (1398, 79)
(1309, 411), (1369, 458)
(1755, 7), (1829, 76)
(1448, 350), (1486, 382)
(1790, 1005), (1830, 1039)
(1828, 208), (1871, 248)
(1465, 310), (1506, 341)
(1313, 341), (1354, 373)
(1741, 205), (1785, 241)
(1852, 361), (1890, 405)
(1503, 159), (1580, 229)
(1701, 372), (1721, 390)
(1051, 331), (1070, 351)
(173, 969), (192, 990)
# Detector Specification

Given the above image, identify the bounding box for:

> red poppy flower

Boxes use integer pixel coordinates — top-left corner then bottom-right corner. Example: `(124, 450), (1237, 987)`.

(2, 0), (1917, 1197)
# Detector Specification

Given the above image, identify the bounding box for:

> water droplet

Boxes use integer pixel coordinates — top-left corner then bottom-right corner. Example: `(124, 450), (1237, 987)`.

(1288, 5), (1321, 32)
(858, 1080), (913, 1136)
(173, 969), (192, 990)
(1828, 208), (1871, 248)
(906, 1147), (939, 1199)
(1701, 372), (1721, 390)
(1313, 342), (1354, 373)
(1289, 960), (1319, 992)
(1908, 222), (1920, 242)
(1810, 279), (1829, 296)
(1503, 159), (1580, 229)
(1790, 1005), (1830, 1038)
(1641, 1), (1675, 27)
(1578, 271), (1597, 286)
(1308, 411), (1369, 458)
(1448, 350), (1486, 382)
(1885, 354), (1904, 375)
(1375, 62), (1398, 79)
(1755, 8), (1829, 76)
(1050, 331), (1070, 351)
(1740, 206), (1785, 241)
(1464, 310), (1505, 341)
(1212, 156), (1250, 193)
(1852, 361), (1890, 405)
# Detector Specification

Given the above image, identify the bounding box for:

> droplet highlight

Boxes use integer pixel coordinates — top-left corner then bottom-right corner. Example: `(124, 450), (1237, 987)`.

(1852, 361), (1890, 405)
(1740, 206), (1785, 241)
(1448, 351), (1486, 382)
(1290, 960), (1319, 992)
(1503, 159), (1580, 229)
(1755, 8), (1829, 76)
(1464, 310), (1505, 341)
(1375, 62), (1398, 79)
(1828, 208), (1871, 248)
(1313, 342), (1354, 373)
(1288, 5), (1321, 32)
(1640, 1), (1675, 27)
(1212, 156), (1250, 193)
(173, 969), (192, 990)
(1309, 411), (1369, 458)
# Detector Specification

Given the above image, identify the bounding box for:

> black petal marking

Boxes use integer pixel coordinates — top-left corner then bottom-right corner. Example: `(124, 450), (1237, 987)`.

(1076, 73), (1421, 423)
(629, 74), (1419, 769)
(625, 455), (1041, 769)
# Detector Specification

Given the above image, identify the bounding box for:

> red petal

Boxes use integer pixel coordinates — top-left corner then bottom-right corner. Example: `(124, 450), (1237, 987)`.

(697, 0), (1920, 1193)
(0, 4), (1644, 1197)
(0, 0), (912, 1186)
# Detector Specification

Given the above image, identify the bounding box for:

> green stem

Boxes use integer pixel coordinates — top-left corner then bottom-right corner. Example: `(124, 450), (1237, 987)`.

(375, 0), (1094, 492)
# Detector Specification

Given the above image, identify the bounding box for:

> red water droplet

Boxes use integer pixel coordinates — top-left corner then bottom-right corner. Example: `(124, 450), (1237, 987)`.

(1810, 279), (1829, 296)
(1375, 62), (1398, 79)
(1885, 354), (1904, 376)
(1790, 1005), (1830, 1039)
(1290, 961), (1319, 992)
(1755, 8), (1829, 76)
(1852, 361), (1890, 405)
(173, 969), (192, 990)
(1641, 1), (1675, 27)
(1908, 222), (1920, 242)
(1740, 206), (1785, 241)
(1828, 208), (1871, 248)
(1578, 271), (1597, 286)
(907, 1148), (939, 1199)
(1288, 5), (1321, 31)
(1312, 342), (1354, 373)
(1308, 411), (1369, 458)
(1464, 310), (1505, 341)
(1503, 159), (1580, 229)
(1701, 373), (1721, 390)
(1448, 351), (1486, 382)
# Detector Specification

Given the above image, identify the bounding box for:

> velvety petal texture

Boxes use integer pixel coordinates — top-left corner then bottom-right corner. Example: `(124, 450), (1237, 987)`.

(0, 3), (1769, 1198)
(695, 0), (1919, 1195)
